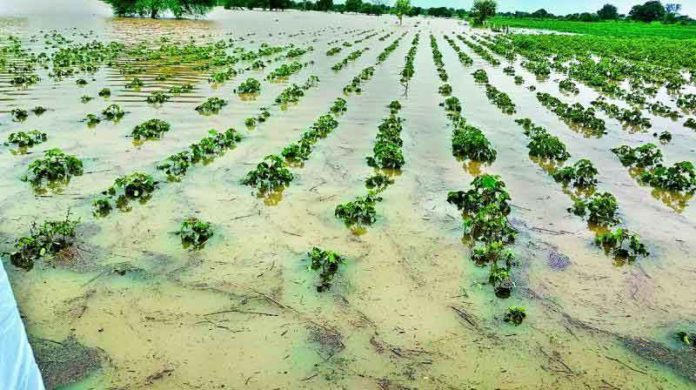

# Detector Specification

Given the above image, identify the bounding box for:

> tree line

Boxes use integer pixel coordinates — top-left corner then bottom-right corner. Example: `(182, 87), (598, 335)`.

(499, 1), (693, 24)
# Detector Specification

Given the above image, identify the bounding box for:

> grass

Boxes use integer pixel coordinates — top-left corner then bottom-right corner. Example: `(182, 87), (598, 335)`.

(489, 17), (696, 40)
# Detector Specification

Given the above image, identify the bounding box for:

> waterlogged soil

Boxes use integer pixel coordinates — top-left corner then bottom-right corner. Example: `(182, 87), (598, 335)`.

(2, 7), (696, 389)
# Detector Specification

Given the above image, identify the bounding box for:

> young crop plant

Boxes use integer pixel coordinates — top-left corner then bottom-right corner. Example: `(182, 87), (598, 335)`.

(400, 33), (419, 85)
(365, 173), (394, 193)
(178, 217), (214, 249)
(595, 227), (648, 263)
(8, 212), (80, 271)
(559, 79), (579, 94)
(131, 119), (171, 141)
(195, 97), (227, 115)
(22, 149), (84, 190)
(439, 84), (452, 96)
(326, 47), (342, 56)
(31, 106), (47, 115)
(330, 97), (347, 115)
(485, 85), (516, 115)
(685, 118), (696, 131)
(331, 48), (368, 72)
(11, 108), (29, 122)
(471, 241), (515, 267)
(451, 124), (497, 163)
(639, 162), (696, 192)
(335, 193), (382, 228)
(266, 61), (303, 81)
(442, 96), (462, 115)
(98, 88), (111, 97)
(125, 77), (144, 89)
(489, 261), (514, 299)
(443, 35), (474, 66)
(536, 93), (606, 136)
(235, 77), (261, 95)
(6, 130), (47, 150)
(570, 192), (619, 226)
(146, 91), (171, 104)
(101, 103), (125, 121)
(527, 131), (570, 162)
(611, 144), (663, 168)
(81, 95), (93, 103)
(307, 247), (346, 292)
(504, 306), (526, 326)
(553, 159), (598, 187)
(97, 172), (157, 213)
(343, 66), (375, 94)
(676, 331), (696, 350)
(366, 108), (405, 170)
(472, 69), (489, 84)
(242, 155), (293, 193)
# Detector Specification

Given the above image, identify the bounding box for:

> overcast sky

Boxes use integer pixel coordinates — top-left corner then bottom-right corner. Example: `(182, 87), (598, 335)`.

(1, 0), (694, 17)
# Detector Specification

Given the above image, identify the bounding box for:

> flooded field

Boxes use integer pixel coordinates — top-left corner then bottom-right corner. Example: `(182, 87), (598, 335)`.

(2, 4), (696, 389)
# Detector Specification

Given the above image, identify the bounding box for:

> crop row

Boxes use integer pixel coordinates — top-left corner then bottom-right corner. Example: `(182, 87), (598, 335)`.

(400, 33), (419, 85)
(515, 119), (649, 264)
(335, 102), (404, 232)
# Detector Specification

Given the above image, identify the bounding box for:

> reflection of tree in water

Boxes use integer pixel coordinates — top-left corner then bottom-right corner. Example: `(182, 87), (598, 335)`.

(651, 188), (694, 213)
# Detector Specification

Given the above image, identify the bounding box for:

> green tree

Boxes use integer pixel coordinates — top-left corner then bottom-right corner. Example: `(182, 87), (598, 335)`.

(316, 0), (333, 11)
(629, 1), (666, 22)
(345, 0), (362, 13)
(102, 0), (216, 18)
(470, 0), (496, 25)
(597, 4), (619, 19)
(394, 0), (411, 24)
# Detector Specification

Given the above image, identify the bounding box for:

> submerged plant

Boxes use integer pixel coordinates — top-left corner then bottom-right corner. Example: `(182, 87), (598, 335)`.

(553, 159), (598, 187)
(132, 119), (171, 141)
(235, 77), (261, 95)
(22, 149), (84, 189)
(527, 131), (570, 161)
(365, 173), (394, 192)
(98, 88), (111, 97)
(97, 172), (157, 213)
(242, 155), (293, 193)
(8, 212), (80, 271)
(146, 91), (171, 104)
(6, 130), (47, 149)
(611, 144), (663, 168)
(11, 108), (29, 122)
(504, 306), (526, 325)
(489, 262), (514, 298)
(570, 192), (619, 226)
(178, 217), (214, 249)
(639, 161), (696, 192)
(101, 104), (124, 121)
(451, 124), (497, 163)
(330, 97), (347, 115)
(335, 194), (382, 228)
(195, 97), (227, 115)
(676, 331), (696, 349)
(307, 247), (346, 292)
(595, 228), (649, 263)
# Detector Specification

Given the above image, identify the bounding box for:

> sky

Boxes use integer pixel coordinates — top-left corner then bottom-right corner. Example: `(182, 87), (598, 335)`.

(1, 0), (694, 17)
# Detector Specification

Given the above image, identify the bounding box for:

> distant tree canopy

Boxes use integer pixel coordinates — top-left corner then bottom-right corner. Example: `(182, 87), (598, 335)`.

(497, 1), (693, 24)
(103, 0), (216, 18)
(597, 3), (619, 20)
(470, 0), (497, 25)
(394, 0), (411, 24)
(629, 1), (666, 22)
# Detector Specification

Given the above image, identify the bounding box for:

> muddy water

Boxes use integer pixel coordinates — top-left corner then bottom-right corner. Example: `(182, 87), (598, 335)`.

(1, 8), (695, 389)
